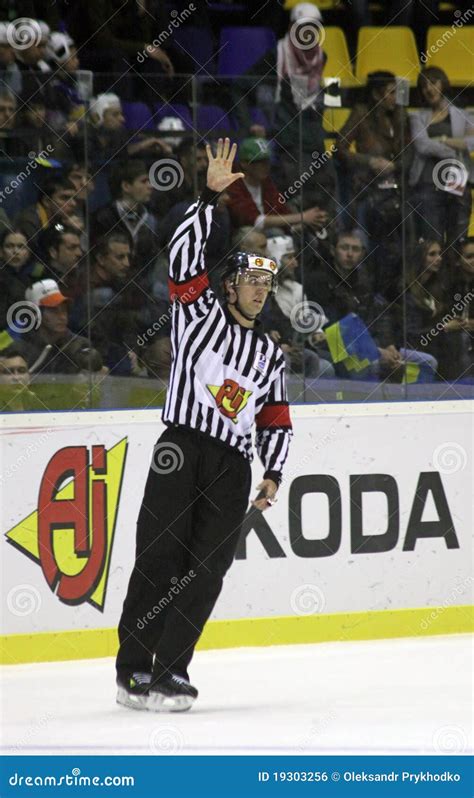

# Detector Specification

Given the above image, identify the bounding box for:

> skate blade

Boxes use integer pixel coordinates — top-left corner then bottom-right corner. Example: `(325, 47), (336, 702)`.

(147, 690), (194, 713)
(116, 686), (149, 711)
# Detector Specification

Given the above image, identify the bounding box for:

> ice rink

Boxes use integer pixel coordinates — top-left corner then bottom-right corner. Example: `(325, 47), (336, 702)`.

(1, 634), (472, 756)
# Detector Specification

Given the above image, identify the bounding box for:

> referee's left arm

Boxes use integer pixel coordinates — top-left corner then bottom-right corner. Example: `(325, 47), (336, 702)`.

(255, 355), (293, 491)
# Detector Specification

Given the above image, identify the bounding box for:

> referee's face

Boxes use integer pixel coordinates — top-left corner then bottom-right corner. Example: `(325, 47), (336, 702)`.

(234, 272), (271, 319)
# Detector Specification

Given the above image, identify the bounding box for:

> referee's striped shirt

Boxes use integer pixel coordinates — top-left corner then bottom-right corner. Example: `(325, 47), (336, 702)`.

(163, 186), (292, 484)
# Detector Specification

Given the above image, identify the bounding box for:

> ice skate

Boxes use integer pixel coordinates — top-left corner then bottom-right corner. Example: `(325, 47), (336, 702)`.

(147, 674), (198, 712)
(116, 671), (152, 711)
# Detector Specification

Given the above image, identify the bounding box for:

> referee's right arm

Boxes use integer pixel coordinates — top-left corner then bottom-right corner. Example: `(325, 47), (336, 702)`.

(167, 186), (219, 307)
(167, 138), (244, 307)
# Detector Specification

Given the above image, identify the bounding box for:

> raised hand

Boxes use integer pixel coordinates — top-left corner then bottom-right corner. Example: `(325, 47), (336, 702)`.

(206, 137), (245, 193)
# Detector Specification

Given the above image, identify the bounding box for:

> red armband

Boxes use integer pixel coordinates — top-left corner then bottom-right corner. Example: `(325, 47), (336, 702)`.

(256, 402), (292, 429)
(168, 272), (209, 304)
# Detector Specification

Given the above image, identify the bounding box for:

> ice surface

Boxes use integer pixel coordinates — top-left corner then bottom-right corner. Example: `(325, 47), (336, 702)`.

(1, 635), (472, 756)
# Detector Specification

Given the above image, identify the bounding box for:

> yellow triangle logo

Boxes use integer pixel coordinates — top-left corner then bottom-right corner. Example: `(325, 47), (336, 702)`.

(207, 381), (252, 424)
(5, 437), (128, 612)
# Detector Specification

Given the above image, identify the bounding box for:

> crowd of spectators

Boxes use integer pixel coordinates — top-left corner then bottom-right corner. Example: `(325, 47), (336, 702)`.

(0, 1), (473, 411)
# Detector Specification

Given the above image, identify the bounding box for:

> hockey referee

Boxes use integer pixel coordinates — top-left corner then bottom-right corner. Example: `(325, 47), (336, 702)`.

(116, 138), (293, 712)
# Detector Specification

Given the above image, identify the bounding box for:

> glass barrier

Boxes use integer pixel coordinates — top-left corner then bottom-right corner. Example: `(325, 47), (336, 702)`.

(0, 70), (472, 413)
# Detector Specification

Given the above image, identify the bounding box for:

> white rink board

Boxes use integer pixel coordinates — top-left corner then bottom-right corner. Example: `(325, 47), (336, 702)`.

(0, 401), (472, 636)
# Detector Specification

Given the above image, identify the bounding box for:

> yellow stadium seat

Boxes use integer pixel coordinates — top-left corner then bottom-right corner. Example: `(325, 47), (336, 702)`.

(356, 27), (420, 85)
(425, 26), (474, 86)
(283, 0), (339, 8)
(323, 107), (351, 132)
(323, 27), (359, 87)
(468, 191), (474, 237)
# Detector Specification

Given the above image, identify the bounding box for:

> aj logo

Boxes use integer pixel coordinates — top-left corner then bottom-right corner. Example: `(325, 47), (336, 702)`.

(5, 439), (128, 611)
(207, 379), (252, 423)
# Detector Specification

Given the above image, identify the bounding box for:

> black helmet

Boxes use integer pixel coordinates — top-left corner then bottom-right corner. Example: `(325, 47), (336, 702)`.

(221, 251), (279, 295)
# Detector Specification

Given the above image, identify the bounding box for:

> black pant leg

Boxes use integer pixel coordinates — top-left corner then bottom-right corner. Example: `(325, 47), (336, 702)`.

(116, 428), (200, 674)
(153, 441), (251, 679)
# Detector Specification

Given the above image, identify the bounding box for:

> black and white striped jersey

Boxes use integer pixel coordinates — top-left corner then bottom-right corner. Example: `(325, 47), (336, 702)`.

(162, 186), (292, 484)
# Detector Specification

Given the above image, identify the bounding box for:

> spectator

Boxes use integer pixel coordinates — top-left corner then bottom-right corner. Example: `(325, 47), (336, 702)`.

(336, 70), (413, 298)
(11, 18), (51, 102)
(39, 223), (84, 331)
(0, 88), (22, 158)
(14, 172), (79, 252)
(226, 137), (325, 233)
(87, 93), (128, 164)
(0, 228), (44, 327)
(87, 93), (171, 164)
(84, 232), (170, 375)
(21, 278), (103, 374)
(309, 230), (437, 381)
(67, 0), (174, 77)
(0, 342), (38, 411)
(150, 138), (208, 219)
(410, 67), (474, 245)
(91, 159), (160, 278)
(15, 94), (59, 156)
(0, 342), (30, 387)
(231, 3), (334, 193)
(45, 31), (85, 135)
(265, 234), (334, 379)
(60, 160), (94, 227)
(441, 237), (474, 381)
(40, 224), (83, 282)
(231, 227), (268, 257)
(0, 22), (22, 95)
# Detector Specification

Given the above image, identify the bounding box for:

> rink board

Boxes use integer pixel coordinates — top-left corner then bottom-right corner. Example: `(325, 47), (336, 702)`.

(1, 401), (472, 664)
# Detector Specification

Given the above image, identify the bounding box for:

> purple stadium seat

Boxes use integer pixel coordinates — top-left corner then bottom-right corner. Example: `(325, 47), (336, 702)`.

(250, 107), (271, 130)
(154, 103), (193, 130)
(121, 101), (153, 131)
(218, 27), (276, 76)
(196, 105), (234, 137)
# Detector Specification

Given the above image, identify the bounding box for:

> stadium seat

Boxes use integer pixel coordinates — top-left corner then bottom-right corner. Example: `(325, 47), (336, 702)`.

(468, 191), (474, 237)
(249, 107), (271, 131)
(425, 26), (474, 86)
(356, 27), (420, 85)
(196, 104), (234, 137)
(121, 101), (153, 131)
(323, 28), (359, 87)
(171, 25), (215, 73)
(218, 27), (276, 76)
(323, 107), (351, 134)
